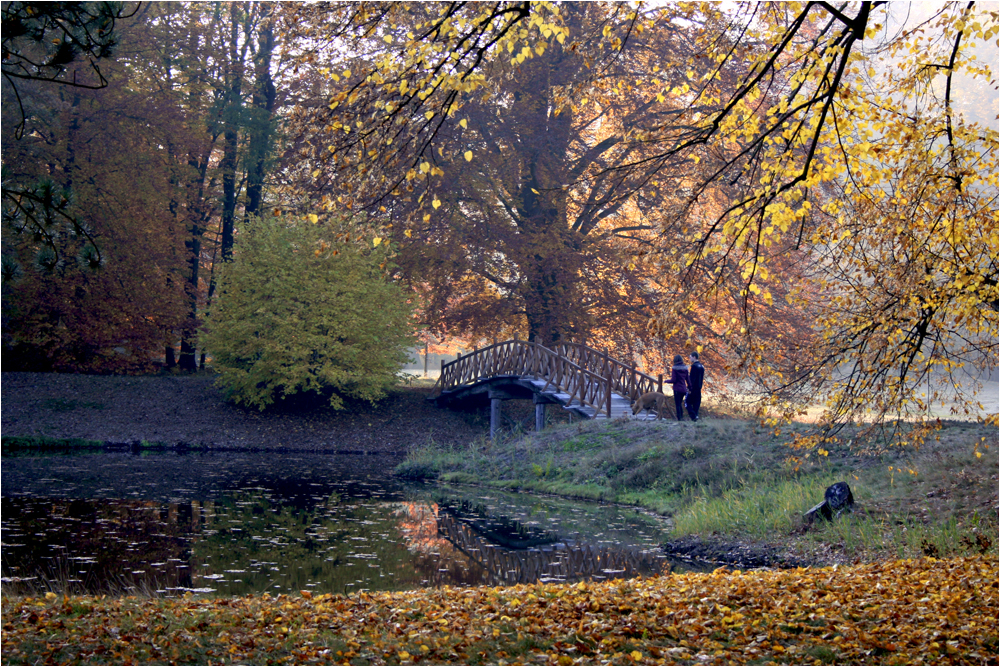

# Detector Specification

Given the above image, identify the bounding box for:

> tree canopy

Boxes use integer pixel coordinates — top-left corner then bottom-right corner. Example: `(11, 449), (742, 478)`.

(200, 214), (415, 410)
(2, 1), (995, 437)
(646, 1), (999, 441)
(286, 0), (997, 440)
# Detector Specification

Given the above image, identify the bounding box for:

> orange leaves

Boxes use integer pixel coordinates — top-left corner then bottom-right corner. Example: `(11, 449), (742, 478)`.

(3, 555), (998, 665)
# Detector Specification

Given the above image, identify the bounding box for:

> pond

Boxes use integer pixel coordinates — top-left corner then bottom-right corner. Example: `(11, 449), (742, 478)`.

(1, 450), (684, 598)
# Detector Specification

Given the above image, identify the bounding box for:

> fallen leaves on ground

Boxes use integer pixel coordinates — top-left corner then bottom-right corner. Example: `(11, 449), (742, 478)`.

(2, 556), (996, 665)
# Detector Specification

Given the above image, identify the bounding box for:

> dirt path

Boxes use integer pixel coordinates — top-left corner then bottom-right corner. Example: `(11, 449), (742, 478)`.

(1, 372), (486, 453)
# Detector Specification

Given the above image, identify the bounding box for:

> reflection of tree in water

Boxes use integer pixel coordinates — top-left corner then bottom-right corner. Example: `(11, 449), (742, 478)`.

(394, 502), (489, 587)
(3, 486), (672, 597)
(1, 497), (194, 595)
(188, 492), (494, 594)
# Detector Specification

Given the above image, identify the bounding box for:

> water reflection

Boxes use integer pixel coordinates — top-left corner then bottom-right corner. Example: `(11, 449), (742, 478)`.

(437, 511), (665, 586)
(1, 452), (675, 597)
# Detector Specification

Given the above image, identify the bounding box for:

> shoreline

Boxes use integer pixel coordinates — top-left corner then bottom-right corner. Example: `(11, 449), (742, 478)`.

(0, 371), (485, 454)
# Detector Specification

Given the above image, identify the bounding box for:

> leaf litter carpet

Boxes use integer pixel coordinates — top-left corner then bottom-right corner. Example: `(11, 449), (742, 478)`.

(2, 555), (996, 665)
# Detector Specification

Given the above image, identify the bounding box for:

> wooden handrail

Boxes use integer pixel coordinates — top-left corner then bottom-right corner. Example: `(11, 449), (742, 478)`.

(552, 341), (661, 402)
(430, 339), (659, 418)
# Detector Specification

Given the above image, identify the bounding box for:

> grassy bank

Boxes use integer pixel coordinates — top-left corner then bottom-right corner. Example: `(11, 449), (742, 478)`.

(396, 416), (999, 563)
(2, 556), (995, 665)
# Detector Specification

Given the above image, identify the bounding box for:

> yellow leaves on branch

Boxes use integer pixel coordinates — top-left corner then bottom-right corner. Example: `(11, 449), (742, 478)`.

(3, 556), (996, 665)
(293, 1), (575, 204)
(683, 1), (998, 430)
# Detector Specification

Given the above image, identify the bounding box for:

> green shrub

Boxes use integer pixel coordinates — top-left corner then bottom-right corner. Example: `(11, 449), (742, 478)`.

(201, 214), (415, 410)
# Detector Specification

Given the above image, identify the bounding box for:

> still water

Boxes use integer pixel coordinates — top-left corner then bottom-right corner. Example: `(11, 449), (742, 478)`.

(1, 451), (677, 597)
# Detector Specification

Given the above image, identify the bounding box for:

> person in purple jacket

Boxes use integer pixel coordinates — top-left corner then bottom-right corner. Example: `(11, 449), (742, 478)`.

(667, 354), (690, 421)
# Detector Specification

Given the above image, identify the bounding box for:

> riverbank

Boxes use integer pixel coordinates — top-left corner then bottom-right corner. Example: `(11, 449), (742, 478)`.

(397, 417), (1000, 566)
(1, 372), (484, 453)
(2, 555), (996, 665)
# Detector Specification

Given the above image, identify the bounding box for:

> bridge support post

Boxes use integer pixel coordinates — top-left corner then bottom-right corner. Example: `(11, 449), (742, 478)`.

(535, 401), (545, 431)
(491, 398), (502, 440)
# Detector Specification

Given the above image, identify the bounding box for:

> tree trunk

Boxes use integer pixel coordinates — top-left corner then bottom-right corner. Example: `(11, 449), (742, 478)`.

(218, 3), (245, 263)
(244, 9), (276, 220)
(178, 222), (202, 371)
(178, 150), (213, 372)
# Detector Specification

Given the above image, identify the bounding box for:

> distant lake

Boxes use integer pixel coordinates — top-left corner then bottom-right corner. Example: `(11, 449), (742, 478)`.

(1, 451), (682, 597)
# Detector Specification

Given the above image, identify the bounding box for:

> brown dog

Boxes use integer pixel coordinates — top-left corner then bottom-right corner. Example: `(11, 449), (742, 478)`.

(631, 391), (668, 420)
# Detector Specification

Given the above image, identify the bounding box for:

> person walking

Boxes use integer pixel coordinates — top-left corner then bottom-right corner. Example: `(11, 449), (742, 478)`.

(667, 354), (690, 421)
(687, 351), (705, 422)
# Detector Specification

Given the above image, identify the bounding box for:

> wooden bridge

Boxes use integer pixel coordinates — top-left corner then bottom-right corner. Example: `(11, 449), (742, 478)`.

(430, 338), (668, 437)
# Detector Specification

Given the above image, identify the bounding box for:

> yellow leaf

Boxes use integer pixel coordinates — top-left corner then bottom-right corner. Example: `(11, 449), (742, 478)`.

(422, 214), (431, 222)
(459, 118), (468, 129)
(404, 229), (412, 238)
(425, 111), (435, 120)
(631, 651), (642, 660)
(373, 236), (382, 247)
(464, 150), (473, 162)
(307, 214), (319, 224)
(420, 162), (430, 173)
(432, 198), (441, 209)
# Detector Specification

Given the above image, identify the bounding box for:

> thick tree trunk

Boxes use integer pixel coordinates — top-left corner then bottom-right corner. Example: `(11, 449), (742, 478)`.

(178, 150), (212, 373)
(218, 3), (245, 263)
(244, 12), (276, 220)
(178, 225), (201, 371)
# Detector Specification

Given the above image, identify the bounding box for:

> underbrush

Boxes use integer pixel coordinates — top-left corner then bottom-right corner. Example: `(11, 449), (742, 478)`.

(396, 414), (999, 563)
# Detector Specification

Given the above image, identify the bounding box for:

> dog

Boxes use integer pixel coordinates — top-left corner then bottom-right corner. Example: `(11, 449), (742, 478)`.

(631, 391), (668, 420)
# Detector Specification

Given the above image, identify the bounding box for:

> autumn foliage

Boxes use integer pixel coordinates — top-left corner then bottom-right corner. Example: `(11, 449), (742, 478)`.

(2, 555), (996, 665)
(200, 214), (415, 410)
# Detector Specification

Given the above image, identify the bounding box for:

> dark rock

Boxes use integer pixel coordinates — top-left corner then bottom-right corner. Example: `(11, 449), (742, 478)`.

(804, 482), (855, 523)
(826, 481), (854, 512)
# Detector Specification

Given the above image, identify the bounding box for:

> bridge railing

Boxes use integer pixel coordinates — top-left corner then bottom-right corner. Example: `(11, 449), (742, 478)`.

(433, 339), (616, 417)
(552, 342), (662, 402)
(437, 511), (668, 586)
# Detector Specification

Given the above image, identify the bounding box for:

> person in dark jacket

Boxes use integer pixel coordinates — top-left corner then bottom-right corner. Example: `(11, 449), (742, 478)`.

(667, 354), (690, 421)
(687, 352), (705, 422)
